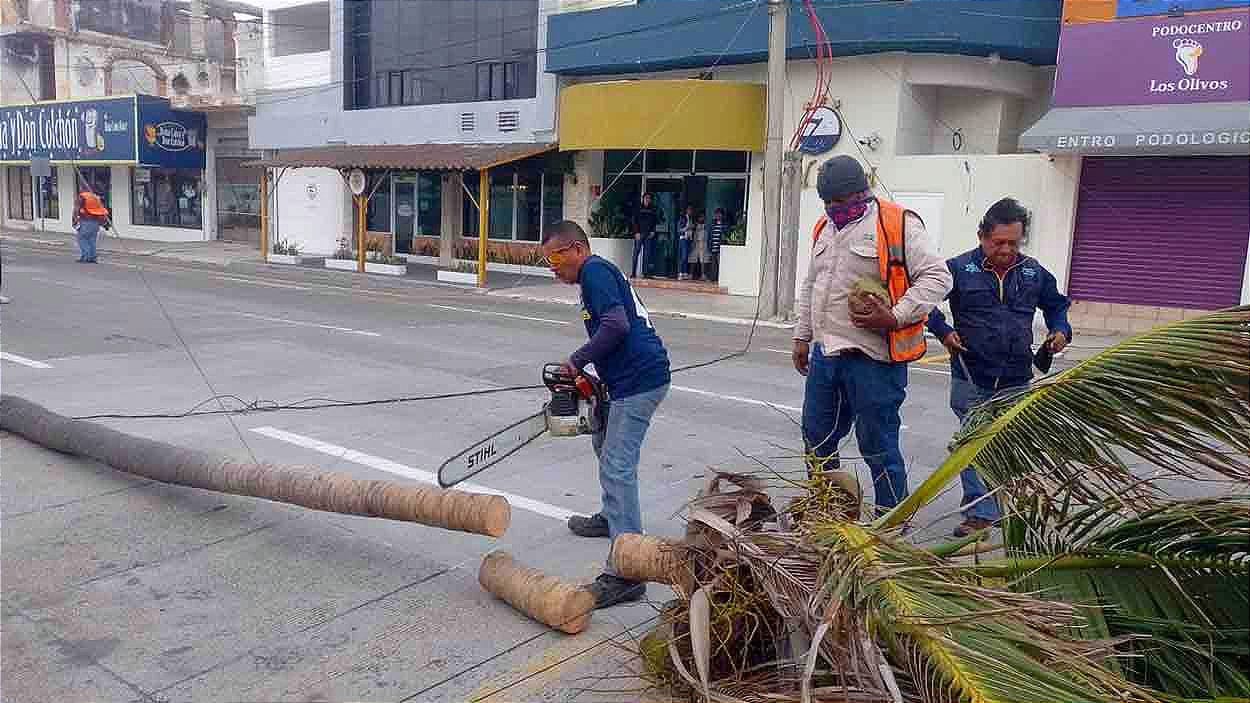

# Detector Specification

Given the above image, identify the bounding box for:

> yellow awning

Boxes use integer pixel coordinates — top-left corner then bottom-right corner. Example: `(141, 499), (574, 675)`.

(558, 79), (765, 152)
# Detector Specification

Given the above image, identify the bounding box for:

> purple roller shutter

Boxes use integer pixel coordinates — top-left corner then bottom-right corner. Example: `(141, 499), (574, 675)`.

(1068, 156), (1249, 310)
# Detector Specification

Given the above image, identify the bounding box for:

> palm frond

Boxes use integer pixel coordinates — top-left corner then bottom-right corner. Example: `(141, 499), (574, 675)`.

(880, 306), (1250, 529)
(977, 497), (1250, 697)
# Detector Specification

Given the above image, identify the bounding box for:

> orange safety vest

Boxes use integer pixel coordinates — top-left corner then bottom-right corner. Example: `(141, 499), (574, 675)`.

(810, 199), (927, 363)
(79, 191), (109, 218)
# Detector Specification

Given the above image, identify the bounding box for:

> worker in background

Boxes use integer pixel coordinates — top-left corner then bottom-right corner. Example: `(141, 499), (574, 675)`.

(793, 156), (952, 514)
(631, 192), (660, 279)
(73, 181), (110, 264)
(541, 220), (671, 609)
(927, 197), (1072, 537)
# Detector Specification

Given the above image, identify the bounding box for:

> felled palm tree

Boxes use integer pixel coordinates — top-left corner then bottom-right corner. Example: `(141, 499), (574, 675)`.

(628, 306), (1250, 703)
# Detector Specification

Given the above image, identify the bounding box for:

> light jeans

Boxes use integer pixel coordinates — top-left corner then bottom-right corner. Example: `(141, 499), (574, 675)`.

(949, 375), (1026, 522)
(76, 219), (101, 262)
(593, 383), (668, 575)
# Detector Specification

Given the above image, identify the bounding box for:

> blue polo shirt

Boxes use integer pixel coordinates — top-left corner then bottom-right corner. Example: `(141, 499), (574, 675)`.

(578, 256), (670, 398)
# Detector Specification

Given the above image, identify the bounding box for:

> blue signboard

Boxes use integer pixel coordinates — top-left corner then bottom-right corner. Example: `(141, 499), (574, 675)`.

(0, 95), (206, 169)
(136, 95), (207, 170)
(1117, 0), (1249, 17)
(0, 97), (137, 163)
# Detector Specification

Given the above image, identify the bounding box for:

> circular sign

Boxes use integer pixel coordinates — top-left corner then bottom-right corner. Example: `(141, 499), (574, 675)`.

(305, 183), (318, 200)
(348, 168), (367, 196)
(396, 203), (413, 217)
(797, 106), (844, 156)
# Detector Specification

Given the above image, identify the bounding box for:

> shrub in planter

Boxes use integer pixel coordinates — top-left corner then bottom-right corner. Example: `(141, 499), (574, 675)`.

(272, 238), (301, 255)
(723, 222), (747, 246)
(332, 237), (355, 260)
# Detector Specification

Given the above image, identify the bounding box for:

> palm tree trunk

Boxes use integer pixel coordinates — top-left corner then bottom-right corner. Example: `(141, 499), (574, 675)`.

(0, 394), (510, 537)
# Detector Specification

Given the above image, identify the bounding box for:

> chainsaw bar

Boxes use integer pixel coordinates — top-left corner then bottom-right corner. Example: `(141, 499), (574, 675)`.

(437, 409), (549, 488)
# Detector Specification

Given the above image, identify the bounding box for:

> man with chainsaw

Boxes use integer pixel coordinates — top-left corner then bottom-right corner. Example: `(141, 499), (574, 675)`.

(542, 220), (671, 609)
(927, 197), (1072, 537)
(793, 156), (952, 514)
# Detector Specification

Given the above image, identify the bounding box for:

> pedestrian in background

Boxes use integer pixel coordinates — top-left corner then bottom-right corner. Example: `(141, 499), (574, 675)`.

(73, 182), (110, 264)
(676, 205), (695, 280)
(793, 156), (952, 514)
(707, 208), (727, 282)
(927, 197), (1072, 537)
(631, 193), (659, 279)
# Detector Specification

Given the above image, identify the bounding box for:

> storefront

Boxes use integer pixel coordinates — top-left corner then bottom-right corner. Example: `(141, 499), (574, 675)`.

(0, 95), (209, 242)
(1021, 6), (1250, 310)
(558, 79), (765, 287)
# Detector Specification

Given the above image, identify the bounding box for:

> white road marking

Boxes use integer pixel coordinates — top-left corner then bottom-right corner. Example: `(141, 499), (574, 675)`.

(225, 310), (382, 337)
(425, 304), (568, 326)
(765, 348), (791, 355)
(672, 385), (802, 414)
(0, 352), (52, 369)
(250, 426), (578, 522)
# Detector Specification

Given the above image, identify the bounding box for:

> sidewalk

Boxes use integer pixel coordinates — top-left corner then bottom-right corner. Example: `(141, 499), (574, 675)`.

(3, 227), (264, 267)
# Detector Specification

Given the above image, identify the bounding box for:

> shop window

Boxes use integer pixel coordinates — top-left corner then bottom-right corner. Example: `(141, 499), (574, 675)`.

(695, 150), (749, 173)
(366, 172), (391, 231)
(77, 167), (112, 211)
(132, 168), (202, 229)
(39, 170), (59, 219)
(6, 167), (33, 221)
(462, 172), (480, 237)
(542, 173), (564, 231)
(604, 150), (642, 178)
(644, 150), (693, 173)
(516, 170), (542, 242)
(489, 169), (514, 240)
(417, 172), (441, 236)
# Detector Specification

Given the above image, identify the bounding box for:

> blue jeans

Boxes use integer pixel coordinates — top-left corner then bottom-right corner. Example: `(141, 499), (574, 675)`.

(631, 237), (654, 277)
(593, 383), (668, 575)
(677, 238), (691, 276)
(950, 375), (1025, 522)
(802, 345), (908, 510)
(76, 220), (100, 262)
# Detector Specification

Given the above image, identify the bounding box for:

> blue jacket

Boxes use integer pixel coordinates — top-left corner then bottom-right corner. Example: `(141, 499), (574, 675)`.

(927, 248), (1072, 389)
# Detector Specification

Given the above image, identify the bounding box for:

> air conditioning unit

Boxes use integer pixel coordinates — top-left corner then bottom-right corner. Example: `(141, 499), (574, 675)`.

(498, 110), (520, 133)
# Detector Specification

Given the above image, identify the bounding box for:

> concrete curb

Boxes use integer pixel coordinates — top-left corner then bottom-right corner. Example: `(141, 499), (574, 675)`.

(485, 290), (795, 330)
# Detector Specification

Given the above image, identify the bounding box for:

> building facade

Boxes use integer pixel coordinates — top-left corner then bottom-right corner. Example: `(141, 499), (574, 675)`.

(547, 0), (1068, 297)
(1023, 0), (1250, 327)
(249, 0), (568, 267)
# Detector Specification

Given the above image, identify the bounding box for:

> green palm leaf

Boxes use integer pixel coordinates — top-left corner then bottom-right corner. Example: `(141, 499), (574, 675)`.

(878, 306), (1250, 530)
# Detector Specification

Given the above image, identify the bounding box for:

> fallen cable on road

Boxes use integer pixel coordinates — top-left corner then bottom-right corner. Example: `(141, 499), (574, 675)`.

(0, 394), (511, 538)
(478, 551), (595, 635)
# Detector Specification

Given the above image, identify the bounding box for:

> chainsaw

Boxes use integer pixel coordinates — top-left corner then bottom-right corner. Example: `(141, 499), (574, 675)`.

(437, 363), (606, 488)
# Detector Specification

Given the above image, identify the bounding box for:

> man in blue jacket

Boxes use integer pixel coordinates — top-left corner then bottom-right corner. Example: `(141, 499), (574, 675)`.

(542, 220), (671, 609)
(927, 198), (1072, 537)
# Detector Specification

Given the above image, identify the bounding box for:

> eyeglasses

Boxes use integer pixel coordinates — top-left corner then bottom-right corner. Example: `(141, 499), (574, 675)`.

(543, 242), (578, 267)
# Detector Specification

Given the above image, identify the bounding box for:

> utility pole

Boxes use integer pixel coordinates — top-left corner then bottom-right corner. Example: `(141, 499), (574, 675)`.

(778, 151), (802, 320)
(758, 0), (787, 319)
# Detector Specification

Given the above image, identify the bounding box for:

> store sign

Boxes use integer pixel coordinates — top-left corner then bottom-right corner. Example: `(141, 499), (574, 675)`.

(0, 97), (137, 163)
(1052, 128), (1250, 152)
(1117, 0), (1249, 18)
(1053, 7), (1249, 107)
(136, 96), (206, 170)
(796, 106), (843, 155)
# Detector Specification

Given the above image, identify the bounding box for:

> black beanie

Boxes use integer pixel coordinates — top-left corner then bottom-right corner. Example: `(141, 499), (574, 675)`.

(816, 155), (870, 202)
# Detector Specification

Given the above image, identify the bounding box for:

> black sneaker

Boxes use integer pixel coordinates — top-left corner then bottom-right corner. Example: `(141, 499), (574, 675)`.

(587, 573), (645, 609)
(567, 513), (610, 538)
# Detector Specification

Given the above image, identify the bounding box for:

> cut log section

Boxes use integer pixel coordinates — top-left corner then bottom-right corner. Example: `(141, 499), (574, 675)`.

(0, 394), (510, 538)
(478, 551), (594, 634)
(610, 534), (695, 596)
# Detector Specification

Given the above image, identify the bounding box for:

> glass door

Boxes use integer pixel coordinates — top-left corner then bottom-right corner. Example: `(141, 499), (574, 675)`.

(393, 174), (416, 254)
(416, 172), (441, 237)
(645, 177), (682, 278)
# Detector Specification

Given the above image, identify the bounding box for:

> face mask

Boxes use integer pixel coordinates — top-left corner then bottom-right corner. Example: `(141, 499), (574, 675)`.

(826, 196), (873, 229)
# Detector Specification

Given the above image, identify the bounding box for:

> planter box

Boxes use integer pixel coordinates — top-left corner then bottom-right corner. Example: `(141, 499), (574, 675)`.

(485, 261), (554, 278)
(438, 269), (479, 285)
(399, 254), (440, 266)
(718, 244), (759, 297)
(365, 261), (408, 276)
(267, 254), (315, 265)
(590, 237), (635, 274)
(324, 258), (358, 271)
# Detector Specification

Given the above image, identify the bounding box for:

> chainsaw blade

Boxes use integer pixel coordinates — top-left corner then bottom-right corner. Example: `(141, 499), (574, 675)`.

(437, 409), (548, 488)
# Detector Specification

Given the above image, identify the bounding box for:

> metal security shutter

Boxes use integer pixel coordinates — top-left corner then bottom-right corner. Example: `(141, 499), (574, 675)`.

(1069, 156), (1249, 310)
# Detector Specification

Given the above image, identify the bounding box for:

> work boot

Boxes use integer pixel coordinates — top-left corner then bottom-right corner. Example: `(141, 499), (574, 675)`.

(567, 512), (609, 538)
(587, 573), (646, 609)
(952, 517), (995, 538)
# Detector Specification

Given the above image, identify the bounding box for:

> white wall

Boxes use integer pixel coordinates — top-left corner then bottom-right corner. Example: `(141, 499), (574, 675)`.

(270, 167), (350, 255)
(265, 51), (332, 91)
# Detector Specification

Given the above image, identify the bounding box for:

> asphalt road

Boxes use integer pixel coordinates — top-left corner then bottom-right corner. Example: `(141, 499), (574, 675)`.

(0, 238), (988, 703)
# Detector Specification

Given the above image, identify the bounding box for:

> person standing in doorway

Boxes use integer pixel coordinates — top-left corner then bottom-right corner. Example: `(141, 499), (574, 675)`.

(631, 193), (660, 279)
(707, 208), (727, 282)
(541, 220), (671, 609)
(926, 197), (1072, 537)
(793, 156), (952, 514)
(73, 182), (110, 264)
(676, 205), (696, 280)
(691, 210), (711, 281)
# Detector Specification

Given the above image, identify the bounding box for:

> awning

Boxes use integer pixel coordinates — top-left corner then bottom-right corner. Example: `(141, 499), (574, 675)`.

(1019, 102), (1250, 156)
(558, 79), (765, 152)
(245, 142), (556, 171)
